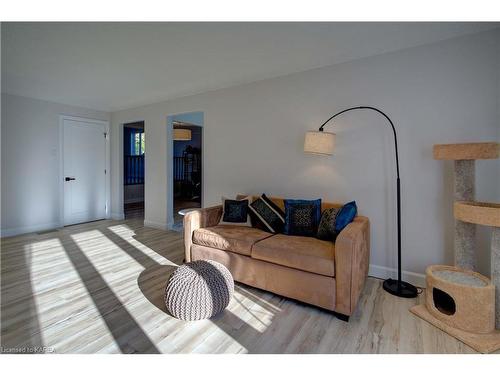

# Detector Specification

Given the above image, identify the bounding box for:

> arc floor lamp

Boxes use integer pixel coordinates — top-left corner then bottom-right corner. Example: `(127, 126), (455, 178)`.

(304, 106), (418, 298)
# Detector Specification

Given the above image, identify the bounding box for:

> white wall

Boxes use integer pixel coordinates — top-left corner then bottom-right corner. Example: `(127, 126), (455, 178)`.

(1, 94), (110, 236)
(111, 29), (499, 284)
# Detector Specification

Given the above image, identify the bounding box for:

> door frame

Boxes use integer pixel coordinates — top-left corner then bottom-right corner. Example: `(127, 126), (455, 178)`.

(118, 119), (145, 221)
(59, 115), (111, 226)
(166, 111), (204, 229)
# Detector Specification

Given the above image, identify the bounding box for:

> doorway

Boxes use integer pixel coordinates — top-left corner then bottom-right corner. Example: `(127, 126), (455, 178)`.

(123, 121), (145, 219)
(61, 116), (109, 226)
(167, 112), (203, 230)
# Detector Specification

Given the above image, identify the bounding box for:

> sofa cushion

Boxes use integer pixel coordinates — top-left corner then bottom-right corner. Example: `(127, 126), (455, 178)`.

(316, 207), (340, 241)
(248, 194), (285, 233)
(335, 201), (357, 232)
(251, 234), (335, 277)
(283, 199), (322, 237)
(219, 196), (252, 226)
(192, 225), (273, 256)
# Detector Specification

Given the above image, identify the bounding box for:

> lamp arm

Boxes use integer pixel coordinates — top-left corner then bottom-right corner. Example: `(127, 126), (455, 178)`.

(318, 106), (400, 179)
(317, 106), (416, 296)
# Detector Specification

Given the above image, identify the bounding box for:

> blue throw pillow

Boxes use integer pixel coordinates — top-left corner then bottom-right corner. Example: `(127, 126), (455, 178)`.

(335, 201), (357, 233)
(283, 199), (321, 237)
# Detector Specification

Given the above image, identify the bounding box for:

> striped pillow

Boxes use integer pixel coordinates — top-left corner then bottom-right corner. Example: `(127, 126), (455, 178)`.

(248, 194), (285, 233)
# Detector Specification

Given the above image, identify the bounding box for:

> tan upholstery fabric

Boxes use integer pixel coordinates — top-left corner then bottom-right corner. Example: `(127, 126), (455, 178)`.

(191, 244), (336, 311)
(184, 205), (223, 262)
(334, 216), (370, 315)
(252, 234), (335, 277)
(193, 225), (273, 256)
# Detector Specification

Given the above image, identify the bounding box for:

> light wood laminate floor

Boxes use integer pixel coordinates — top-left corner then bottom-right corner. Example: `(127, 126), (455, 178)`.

(0, 218), (492, 354)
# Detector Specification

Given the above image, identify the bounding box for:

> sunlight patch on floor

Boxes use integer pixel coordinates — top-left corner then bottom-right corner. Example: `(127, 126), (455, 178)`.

(27, 238), (116, 353)
(70, 228), (146, 270)
(223, 287), (277, 333)
(69, 230), (144, 301)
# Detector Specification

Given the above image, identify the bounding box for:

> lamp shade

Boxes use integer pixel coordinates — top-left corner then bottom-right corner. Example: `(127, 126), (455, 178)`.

(173, 128), (192, 141)
(304, 131), (335, 155)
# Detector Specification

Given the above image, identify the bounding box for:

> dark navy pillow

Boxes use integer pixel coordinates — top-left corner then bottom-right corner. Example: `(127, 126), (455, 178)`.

(283, 199), (321, 237)
(223, 199), (249, 223)
(335, 201), (357, 233)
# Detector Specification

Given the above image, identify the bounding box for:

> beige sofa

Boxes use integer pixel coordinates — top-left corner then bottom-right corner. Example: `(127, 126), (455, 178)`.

(184, 196), (370, 320)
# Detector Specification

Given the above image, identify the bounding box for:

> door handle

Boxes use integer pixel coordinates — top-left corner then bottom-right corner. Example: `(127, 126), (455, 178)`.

(65, 177), (76, 182)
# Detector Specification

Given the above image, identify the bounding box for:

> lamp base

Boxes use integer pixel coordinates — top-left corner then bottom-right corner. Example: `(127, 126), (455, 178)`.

(383, 278), (418, 298)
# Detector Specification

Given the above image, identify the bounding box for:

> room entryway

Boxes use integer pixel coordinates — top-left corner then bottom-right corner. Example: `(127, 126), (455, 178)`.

(62, 116), (109, 226)
(167, 112), (203, 230)
(123, 121), (145, 219)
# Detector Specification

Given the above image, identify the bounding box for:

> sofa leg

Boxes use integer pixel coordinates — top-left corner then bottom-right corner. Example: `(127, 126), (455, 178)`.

(333, 312), (350, 322)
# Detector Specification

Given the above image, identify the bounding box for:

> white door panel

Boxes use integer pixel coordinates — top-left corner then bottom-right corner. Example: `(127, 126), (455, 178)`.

(63, 119), (107, 225)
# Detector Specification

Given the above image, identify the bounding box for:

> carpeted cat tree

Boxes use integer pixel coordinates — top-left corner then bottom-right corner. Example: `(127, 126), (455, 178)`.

(410, 142), (500, 353)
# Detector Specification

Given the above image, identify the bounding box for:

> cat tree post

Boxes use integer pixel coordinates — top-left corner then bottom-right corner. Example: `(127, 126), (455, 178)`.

(453, 159), (476, 269)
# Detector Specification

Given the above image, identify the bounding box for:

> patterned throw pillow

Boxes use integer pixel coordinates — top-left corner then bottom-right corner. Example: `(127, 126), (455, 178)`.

(316, 207), (339, 241)
(283, 199), (321, 237)
(218, 196), (252, 226)
(248, 194), (285, 233)
(335, 201), (357, 232)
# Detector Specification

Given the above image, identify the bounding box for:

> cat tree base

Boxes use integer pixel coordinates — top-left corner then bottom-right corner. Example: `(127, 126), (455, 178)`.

(410, 265), (499, 353)
(411, 304), (500, 353)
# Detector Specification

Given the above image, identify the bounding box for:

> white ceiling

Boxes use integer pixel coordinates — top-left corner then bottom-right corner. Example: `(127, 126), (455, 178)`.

(2, 22), (498, 112)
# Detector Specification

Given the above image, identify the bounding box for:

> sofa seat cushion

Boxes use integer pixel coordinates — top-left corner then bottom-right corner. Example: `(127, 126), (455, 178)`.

(251, 234), (335, 277)
(192, 225), (273, 256)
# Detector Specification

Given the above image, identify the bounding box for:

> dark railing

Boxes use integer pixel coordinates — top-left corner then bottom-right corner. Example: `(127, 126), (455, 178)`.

(173, 156), (185, 182)
(173, 154), (201, 184)
(124, 155), (144, 185)
(173, 153), (201, 201)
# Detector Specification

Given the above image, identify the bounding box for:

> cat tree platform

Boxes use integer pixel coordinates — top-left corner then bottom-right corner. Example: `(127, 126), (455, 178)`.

(410, 142), (500, 353)
(433, 142), (499, 160)
(454, 201), (500, 227)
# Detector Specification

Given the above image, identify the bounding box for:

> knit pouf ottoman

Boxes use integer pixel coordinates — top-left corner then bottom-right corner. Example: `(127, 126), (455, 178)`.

(165, 260), (234, 320)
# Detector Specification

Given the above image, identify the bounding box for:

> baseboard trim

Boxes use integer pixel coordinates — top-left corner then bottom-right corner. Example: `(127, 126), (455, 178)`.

(111, 212), (125, 220)
(144, 220), (169, 231)
(1, 221), (63, 238)
(369, 264), (426, 288)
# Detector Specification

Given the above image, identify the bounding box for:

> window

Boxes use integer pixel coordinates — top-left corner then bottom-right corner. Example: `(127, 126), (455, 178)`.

(133, 132), (145, 155)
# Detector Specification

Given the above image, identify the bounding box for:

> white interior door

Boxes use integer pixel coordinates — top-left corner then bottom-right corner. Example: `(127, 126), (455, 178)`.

(63, 118), (107, 226)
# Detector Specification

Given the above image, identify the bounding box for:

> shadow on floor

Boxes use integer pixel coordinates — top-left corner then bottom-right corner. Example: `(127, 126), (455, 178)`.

(137, 264), (177, 313)
(131, 226), (184, 265)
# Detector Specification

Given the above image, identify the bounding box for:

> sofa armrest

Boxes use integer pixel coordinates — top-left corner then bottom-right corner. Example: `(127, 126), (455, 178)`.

(334, 215), (370, 316)
(184, 205), (223, 262)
